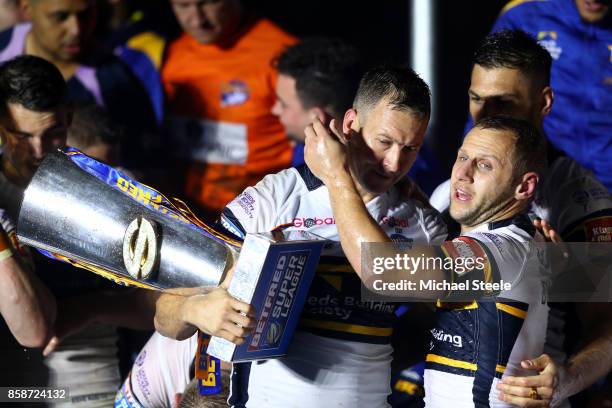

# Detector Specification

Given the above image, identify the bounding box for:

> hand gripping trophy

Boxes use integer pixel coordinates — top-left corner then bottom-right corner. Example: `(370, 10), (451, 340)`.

(17, 148), (326, 362)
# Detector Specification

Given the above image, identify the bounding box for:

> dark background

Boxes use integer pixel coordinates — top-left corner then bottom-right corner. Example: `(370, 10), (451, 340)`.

(260, 0), (508, 187)
(259, 0), (507, 184)
(133, 0), (508, 187)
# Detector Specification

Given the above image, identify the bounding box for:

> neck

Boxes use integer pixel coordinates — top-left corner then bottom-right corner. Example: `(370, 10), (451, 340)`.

(25, 32), (78, 80)
(460, 201), (526, 233)
(348, 167), (378, 204)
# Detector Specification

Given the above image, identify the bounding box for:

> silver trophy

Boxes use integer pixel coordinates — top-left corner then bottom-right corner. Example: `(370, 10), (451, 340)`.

(17, 150), (327, 361)
(17, 151), (236, 289)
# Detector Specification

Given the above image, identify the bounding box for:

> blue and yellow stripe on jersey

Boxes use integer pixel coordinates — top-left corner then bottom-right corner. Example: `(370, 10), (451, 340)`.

(427, 300), (528, 405)
(297, 256), (397, 344)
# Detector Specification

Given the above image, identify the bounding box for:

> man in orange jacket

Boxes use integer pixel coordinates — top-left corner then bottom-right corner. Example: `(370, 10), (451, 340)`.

(163, 0), (297, 219)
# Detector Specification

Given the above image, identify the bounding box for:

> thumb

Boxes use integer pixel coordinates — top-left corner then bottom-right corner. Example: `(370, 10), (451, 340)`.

(328, 119), (344, 141)
(521, 354), (550, 371)
(43, 335), (60, 357)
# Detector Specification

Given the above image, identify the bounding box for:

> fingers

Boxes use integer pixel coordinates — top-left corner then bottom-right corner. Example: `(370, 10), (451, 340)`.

(522, 354), (554, 372)
(498, 391), (551, 407)
(220, 266), (236, 289)
(216, 328), (247, 345)
(329, 118), (344, 139)
(533, 219), (564, 243)
(304, 123), (316, 140)
(222, 320), (252, 337)
(502, 374), (555, 389)
(305, 118), (344, 143)
(42, 336), (60, 357)
(497, 382), (553, 400)
(228, 310), (255, 328)
(230, 298), (255, 317)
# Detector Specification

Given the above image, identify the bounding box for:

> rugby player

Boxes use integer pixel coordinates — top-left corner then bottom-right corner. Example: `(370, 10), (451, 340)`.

(428, 30), (612, 407)
(0, 55), (124, 405)
(0, 56), (59, 349)
(304, 114), (551, 407)
(155, 66), (447, 407)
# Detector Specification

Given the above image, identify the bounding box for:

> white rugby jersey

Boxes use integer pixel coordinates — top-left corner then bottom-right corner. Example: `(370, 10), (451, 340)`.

(117, 332), (198, 408)
(429, 157), (612, 401)
(220, 165), (447, 408)
(222, 165), (447, 344)
(424, 216), (551, 408)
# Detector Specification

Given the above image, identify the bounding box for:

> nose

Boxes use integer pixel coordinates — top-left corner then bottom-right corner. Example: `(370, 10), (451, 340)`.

(195, 3), (210, 27)
(454, 159), (474, 183)
(383, 146), (402, 174)
(65, 14), (81, 38)
(271, 100), (281, 117)
(30, 137), (45, 161)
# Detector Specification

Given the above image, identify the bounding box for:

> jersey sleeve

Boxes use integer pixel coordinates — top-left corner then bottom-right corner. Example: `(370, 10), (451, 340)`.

(437, 229), (536, 302)
(419, 206), (448, 244)
(429, 179), (451, 213)
(219, 169), (300, 238)
(129, 332), (198, 408)
(539, 157), (612, 242)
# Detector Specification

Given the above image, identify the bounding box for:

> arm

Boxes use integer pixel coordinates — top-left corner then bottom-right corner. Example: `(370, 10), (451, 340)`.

(0, 234), (56, 348)
(304, 120), (470, 299)
(498, 304), (612, 407)
(155, 284), (255, 344)
(304, 119), (394, 273)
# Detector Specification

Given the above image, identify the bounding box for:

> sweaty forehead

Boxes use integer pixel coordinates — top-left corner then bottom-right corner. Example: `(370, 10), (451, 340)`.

(362, 101), (426, 141)
(461, 127), (515, 164)
(470, 65), (530, 96)
(1, 103), (62, 133)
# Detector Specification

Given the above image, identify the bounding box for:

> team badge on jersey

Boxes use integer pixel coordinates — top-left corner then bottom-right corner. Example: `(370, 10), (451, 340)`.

(584, 217), (612, 242)
(220, 80), (249, 106)
(537, 31), (562, 60)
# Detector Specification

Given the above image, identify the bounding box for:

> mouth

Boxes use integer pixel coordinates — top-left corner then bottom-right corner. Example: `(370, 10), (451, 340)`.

(584, 0), (608, 11)
(63, 43), (81, 55)
(453, 186), (473, 202)
(373, 169), (395, 180)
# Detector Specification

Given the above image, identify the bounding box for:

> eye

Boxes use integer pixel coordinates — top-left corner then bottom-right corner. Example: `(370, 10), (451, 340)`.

(404, 145), (418, 152)
(378, 138), (392, 147)
(457, 155), (468, 162)
(51, 11), (70, 23)
(478, 161), (492, 170)
(469, 95), (482, 104)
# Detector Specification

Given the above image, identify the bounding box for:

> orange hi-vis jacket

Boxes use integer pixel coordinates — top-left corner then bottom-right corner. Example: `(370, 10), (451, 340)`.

(162, 18), (297, 214)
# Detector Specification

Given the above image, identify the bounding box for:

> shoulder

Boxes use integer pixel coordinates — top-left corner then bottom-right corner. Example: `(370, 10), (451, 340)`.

(462, 216), (537, 263)
(538, 156), (612, 236)
(222, 166), (316, 235)
(499, 0), (554, 18)
(249, 18), (297, 46)
(88, 56), (150, 93)
(430, 179), (451, 213)
(385, 189), (448, 243)
(121, 30), (167, 70)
